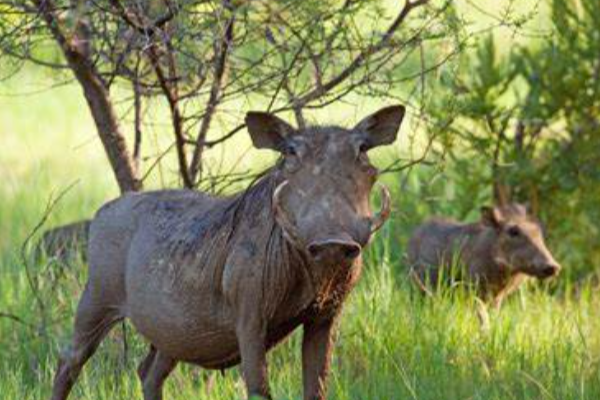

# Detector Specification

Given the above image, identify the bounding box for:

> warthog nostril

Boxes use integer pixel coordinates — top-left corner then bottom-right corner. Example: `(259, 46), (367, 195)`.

(308, 244), (321, 259)
(307, 240), (362, 262)
(540, 264), (560, 278)
(342, 244), (361, 260)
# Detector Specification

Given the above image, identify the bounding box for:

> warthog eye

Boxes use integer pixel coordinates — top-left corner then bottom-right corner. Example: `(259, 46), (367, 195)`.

(507, 226), (521, 238)
(356, 141), (372, 166)
(282, 142), (303, 172)
(284, 144), (298, 156)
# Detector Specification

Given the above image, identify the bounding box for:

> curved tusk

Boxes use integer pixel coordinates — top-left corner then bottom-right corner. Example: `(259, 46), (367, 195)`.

(370, 184), (392, 233)
(273, 181), (303, 248)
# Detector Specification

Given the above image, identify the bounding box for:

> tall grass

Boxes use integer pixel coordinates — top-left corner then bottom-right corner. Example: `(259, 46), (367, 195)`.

(2, 161), (600, 400)
(1, 69), (599, 400)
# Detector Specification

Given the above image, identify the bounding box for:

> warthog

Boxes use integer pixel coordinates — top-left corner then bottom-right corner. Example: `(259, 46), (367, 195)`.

(50, 105), (406, 400)
(35, 220), (90, 264)
(407, 204), (561, 307)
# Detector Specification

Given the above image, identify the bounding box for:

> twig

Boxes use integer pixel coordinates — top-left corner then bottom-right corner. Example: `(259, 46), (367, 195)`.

(20, 181), (78, 336)
(296, 0), (430, 106)
(0, 311), (35, 329)
(189, 0), (236, 183)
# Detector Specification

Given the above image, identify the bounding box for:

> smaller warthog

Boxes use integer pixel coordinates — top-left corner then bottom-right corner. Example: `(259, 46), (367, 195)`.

(35, 220), (90, 263)
(408, 204), (561, 307)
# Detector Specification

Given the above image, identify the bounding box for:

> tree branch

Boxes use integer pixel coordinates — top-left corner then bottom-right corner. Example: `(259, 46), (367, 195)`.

(189, 1), (235, 184)
(29, 0), (142, 192)
(296, 0), (429, 106)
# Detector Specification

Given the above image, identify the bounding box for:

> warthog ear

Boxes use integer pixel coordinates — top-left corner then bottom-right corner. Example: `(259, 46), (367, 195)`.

(245, 112), (295, 151)
(510, 203), (528, 217)
(354, 105), (406, 149)
(481, 206), (504, 229)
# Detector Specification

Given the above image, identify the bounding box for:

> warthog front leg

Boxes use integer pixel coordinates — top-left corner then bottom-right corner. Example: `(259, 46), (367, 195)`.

(235, 315), (271, 400)
(139, 349), (177, 400)
(137, 345), (157, 382)
(226, 254), (272, 399)
(302, 316), (338, 400)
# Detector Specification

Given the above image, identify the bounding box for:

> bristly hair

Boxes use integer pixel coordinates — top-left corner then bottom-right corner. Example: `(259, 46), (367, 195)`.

(165, 162), (283, 257)
(148, 160), (299, 314)
(221, 159), (310, 312)
(160, 158), (310, 310)
(222, 161), (284, 237)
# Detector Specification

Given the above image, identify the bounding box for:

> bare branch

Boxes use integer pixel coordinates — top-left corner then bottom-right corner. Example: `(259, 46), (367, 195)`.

(296, 0), (430, 106)
(189, 1), (236, 184)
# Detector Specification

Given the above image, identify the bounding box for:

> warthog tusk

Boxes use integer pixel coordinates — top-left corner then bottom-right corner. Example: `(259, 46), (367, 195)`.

(370, 184), (391, 233)
(273, 180), (304, 248)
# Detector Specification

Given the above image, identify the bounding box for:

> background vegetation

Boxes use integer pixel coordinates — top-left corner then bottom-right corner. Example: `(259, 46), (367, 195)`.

(1, 0), (599, 399)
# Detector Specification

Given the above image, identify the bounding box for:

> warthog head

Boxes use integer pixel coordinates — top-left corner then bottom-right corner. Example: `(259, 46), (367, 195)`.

(481, 204), (561, 279)
(246, 105), (405, 267)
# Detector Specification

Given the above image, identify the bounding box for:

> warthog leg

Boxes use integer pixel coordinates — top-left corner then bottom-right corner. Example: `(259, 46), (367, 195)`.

(50, 285), (122, 400)
(139, 350), (177, 400)
(235, 306), (272, 400)
(302, 316), (337, 400)
(137, 345), (158, 382)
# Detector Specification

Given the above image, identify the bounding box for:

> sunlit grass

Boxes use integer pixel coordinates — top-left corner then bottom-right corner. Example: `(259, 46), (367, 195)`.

(2, 141), (600, 399)
(2, 222), (600, 399)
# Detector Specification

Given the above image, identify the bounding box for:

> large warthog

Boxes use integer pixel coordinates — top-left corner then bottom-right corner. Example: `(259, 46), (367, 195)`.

(50, 105), (406, 400)
(407, 204), (561, 307)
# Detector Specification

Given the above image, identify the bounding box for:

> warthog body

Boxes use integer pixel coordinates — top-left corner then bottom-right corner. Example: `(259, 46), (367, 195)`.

(50, 106), (405, 400)
(408, 204), (560, 306)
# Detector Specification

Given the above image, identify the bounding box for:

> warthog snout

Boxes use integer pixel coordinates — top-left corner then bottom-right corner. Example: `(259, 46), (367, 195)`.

(307, 238), (362, 264)
(537, 262), (561, 279)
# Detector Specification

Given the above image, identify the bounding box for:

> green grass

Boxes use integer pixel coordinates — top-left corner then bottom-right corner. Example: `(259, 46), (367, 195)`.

(2, 70), (600, 400)
(3, 200), (600, 400)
